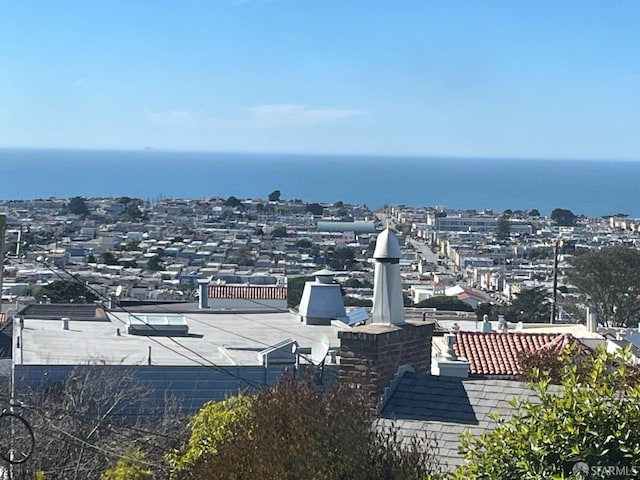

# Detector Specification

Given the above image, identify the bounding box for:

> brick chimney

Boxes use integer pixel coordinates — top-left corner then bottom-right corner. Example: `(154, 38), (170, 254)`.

(339, 321), (433, 411)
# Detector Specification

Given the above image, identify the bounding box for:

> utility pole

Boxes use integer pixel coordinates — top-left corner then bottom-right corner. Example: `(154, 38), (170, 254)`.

(0, 214), (10, 480)
(0, 214), (6, 310)
(550, 238), (560, 324)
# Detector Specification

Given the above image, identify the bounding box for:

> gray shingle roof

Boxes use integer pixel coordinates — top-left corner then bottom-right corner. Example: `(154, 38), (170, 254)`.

(379, 372), (540, 472)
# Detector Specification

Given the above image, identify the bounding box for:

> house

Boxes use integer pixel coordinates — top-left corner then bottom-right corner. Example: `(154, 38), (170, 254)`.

(379, 374), (543, 472)
(452, 331), (583, 378)
(8, 227), (597, 474)
(12, 301), (345, 413)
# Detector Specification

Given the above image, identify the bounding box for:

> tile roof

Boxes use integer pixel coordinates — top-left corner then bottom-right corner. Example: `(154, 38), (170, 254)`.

(208, 285), (287, 300)
(380, 372), (541, 472)
(453, 331), (577, 376)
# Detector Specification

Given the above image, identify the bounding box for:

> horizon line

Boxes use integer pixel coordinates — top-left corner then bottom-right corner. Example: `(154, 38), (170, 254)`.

(1, 145), (638, 164)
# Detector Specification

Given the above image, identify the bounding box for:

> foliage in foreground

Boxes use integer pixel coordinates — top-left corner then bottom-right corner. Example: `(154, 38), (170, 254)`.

(165, 395), (253, 478)
(455, 346), (640, 479)
(14, 366), (187, 480)
(169, 376), (441, 480)
(101, 447), (152, 480)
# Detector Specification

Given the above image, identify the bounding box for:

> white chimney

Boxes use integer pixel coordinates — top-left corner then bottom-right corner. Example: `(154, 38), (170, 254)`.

(198, 279), (210, 309)
(371, 229), (405, 325)
(432, 332), (469, 378)
(481, 314), (492, 332)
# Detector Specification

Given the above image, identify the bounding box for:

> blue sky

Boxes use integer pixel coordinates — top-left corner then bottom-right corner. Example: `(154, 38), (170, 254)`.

(1, 0), (639, 159)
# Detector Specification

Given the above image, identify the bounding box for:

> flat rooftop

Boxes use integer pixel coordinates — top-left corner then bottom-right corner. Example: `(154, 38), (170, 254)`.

(15, 311), (348, 367)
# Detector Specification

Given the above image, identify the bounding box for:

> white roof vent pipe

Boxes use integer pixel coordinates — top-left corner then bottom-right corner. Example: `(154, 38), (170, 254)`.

(481, 314), (492, 333)
(198, 279), (210, 309)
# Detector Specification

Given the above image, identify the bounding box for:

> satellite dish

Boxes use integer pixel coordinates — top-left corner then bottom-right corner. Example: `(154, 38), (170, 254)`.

(115, 285), (123, 297)
(310, 336), (330, 365)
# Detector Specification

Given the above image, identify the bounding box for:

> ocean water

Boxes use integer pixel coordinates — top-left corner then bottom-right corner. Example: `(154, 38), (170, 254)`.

(1, 148), (639, 218)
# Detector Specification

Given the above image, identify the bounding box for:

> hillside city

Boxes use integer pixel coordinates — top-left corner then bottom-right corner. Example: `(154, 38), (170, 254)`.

(2, 193), (640, 478)
(0, 193), (636, 318)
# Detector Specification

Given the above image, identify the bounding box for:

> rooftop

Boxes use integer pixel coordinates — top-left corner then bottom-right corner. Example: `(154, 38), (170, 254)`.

(15, 309), (347, 367)
(453, 331), (581, 376)
(380, 372), (545, 471)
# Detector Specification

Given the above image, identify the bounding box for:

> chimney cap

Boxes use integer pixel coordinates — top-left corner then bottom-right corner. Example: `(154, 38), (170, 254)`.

(312, 268), (337, 277)
(373, 228), (402, 259)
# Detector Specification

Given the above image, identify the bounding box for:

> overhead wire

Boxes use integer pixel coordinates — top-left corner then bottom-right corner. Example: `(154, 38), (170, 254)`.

(6, 248), (332, 471)
(32, 251), (327, 367)
(28, 256), (263, 389)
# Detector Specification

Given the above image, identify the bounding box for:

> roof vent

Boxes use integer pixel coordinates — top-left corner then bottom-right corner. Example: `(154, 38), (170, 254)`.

(480, 314), (492, 332)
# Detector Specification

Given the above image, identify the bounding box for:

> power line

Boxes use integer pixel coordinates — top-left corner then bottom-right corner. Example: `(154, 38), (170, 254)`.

(41, 422), (156, 468)
(27, 257), (264, 389)
(33, 253), (326, 368)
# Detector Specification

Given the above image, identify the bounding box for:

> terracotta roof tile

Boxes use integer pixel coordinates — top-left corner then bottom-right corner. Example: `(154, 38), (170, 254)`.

(453, 331), (579, 376)
(208, 285), (287, 300)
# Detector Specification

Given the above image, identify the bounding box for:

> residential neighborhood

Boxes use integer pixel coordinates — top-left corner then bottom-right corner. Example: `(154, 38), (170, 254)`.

(1, 196), (640, 477)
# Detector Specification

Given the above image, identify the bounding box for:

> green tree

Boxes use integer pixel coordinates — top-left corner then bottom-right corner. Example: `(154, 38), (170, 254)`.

(511, 287), (551, 323)
(228, 246), (255, 266)
(324, 246), (357, 271)
(178, 377), (439, 480)
(415, 296), (474, 312)
(268, 190), (281, 202)
(305, 202), (324, 216)
(455, 346), (640, 479)
(102, 448), (152, 480)
(529, 208), (540, 217)
(342, 278), (373, 289)
(271, 225), (288, 237)
(496, 214), (511, 241)
(224, 196), (243, 209)
(343, 296), (373, 307)
(551, 208), (578, 226)
(295, 238), (313, 249)
(118, 198), (148, 222)
(568, 245), (640, 327)
(37, 279), (98, 303)
(475, 302), (511, 322)
(286, 275), (314, 308)
(166, 395), (253, 478)
(68, 196), (89, 216)
(146, 255), (164, 272)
